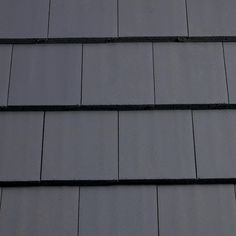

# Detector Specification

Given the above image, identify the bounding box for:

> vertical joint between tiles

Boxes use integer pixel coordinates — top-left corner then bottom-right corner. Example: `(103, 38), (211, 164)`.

(0, 188), (3, 211)
(77, 188), (80, 236)
(152, 43), (156, 104)
(7, 45), (14, 105)
(156, 186), (160, 236)
(185, 0), (190, 36)
(40, 112), (46, 181)
(47, 0), (52, 38)
(117, 111), (120, 180)
(222, 42), (230, 104)
(80, 44), (84, 105)
(191, 110), (198, 179)
(117, 0), (119, 37)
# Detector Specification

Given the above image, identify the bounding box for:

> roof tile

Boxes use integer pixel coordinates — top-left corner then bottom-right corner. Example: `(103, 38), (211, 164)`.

(0, 112), (43, 181)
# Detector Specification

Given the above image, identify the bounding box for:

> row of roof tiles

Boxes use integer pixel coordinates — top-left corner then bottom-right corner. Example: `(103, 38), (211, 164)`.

(1, 0), (236, 38)
(1, 42), (236, 106)
(1, 110), (236, 181)
(0, 185), (235, 236)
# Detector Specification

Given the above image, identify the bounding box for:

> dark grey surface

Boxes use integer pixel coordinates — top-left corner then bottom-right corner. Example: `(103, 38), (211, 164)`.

(187, 0), (236, 36)
(119, 0), (187, 36)
(193, 110), (236, 178)
(223, 43), (236, 103)
(158, 185), (236, 236)
(0, 112), (43, 181)
(119, 110), (195, 179)
(82, 43), (154, 105)
(9, 44), (82, 105)
(49, 0), (117, 38)
(0, 45), (11, 106)
(0, 187), (79, 236)
(79, 186), (158, 236)
(0, 0), (49, 38)
(42, 111), (118, 180)
(154, 43), (228, 104)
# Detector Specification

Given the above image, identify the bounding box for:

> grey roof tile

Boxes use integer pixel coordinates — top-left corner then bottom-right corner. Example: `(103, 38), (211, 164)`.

(49, 0), (117, 38)
(154, 43), (228, 104)
(119, 0), (187, 36)
(82, 43), (154, 105)
(0, 187), (79, 236)
(223, 43), (236, 103)
(0, 0), (49, 38)
(193, 110), (236, 178)
(0, 112), (43, 181)
(187, 0), (236, 36)
(79, 186), (158, 236)
(0, 45), (12, 106)
(158, 185), (236, 236)
(9, 44), (82, 105)
(42, 111), (118, 180)
(119, 110), (195, 179)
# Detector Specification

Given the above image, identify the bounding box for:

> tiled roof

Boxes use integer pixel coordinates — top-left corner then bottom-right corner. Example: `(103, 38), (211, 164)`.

(0, 1), (236, 235)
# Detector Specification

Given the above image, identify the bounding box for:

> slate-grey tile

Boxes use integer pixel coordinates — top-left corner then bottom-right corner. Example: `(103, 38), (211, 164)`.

(82, 43), (154, 105)
(0, 0), (49, 38)
(223, 43), (236, 103)
(158, 185), (236, 236)
(0, 45), (12, 106)
(154, 43), (227, 104)
(119, 0), (187, 36)
(42, 111), (118, 180)
(187, 0), (236, 36)
(119, 110), (195, 179)
(49, 0), (117, 38)
(80, 186), (157, 236)
(193, 110), (236, 178)
(9, 44), (82, 105)
(0, 187), (79, 236)
(0, 112), (43, 181)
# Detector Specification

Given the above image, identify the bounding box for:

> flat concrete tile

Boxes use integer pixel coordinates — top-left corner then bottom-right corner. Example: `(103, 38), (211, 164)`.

(80, 186), (158, 236)
(0, 112), (43, 181)
(0, 0), (49, 38)
(158, 185), (236, 236)
(42, 111), (118, 180)
(119, 110), (195, 179)
(193, 110), (236, 178)
(82, 43), (154, 105)
(188, 0), (236, 36)
(0, 187), (79, 236)
(154, 43), (228, 104)
(49, 0), (117, 38)
(223, 43), (236, 103)
(0, 45), (12, 106)
(119, 0), (187, 36)
(9, 44), (82, 105)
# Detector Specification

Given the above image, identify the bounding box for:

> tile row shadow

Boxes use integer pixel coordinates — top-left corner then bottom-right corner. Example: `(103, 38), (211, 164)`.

(1, 0), (236, 39)
(1, 109), (236, 181)
(0, 185), (236, 236)
(1, 42), (236, 106)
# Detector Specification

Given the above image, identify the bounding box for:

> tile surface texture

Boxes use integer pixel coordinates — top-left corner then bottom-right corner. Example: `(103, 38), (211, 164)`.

(79, 186), (158, 236)
(154, 43), (228, 104)
(9, 44), (82, 105)
(193, 110), (236, 178)
(0, 0), (49, 38)
(158, 185), (236, 236)
(0, 112), (43, 181)
(0, 45), (12, 106)
(82, 43), (154, 105)
(119, 110), (195, 179)
(49, 0), (117, 38)
(187, 0), (236, 36)
(42, 111), (118, 180)
(0, 187), (79, 236)
(119, 0), (187, 36)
